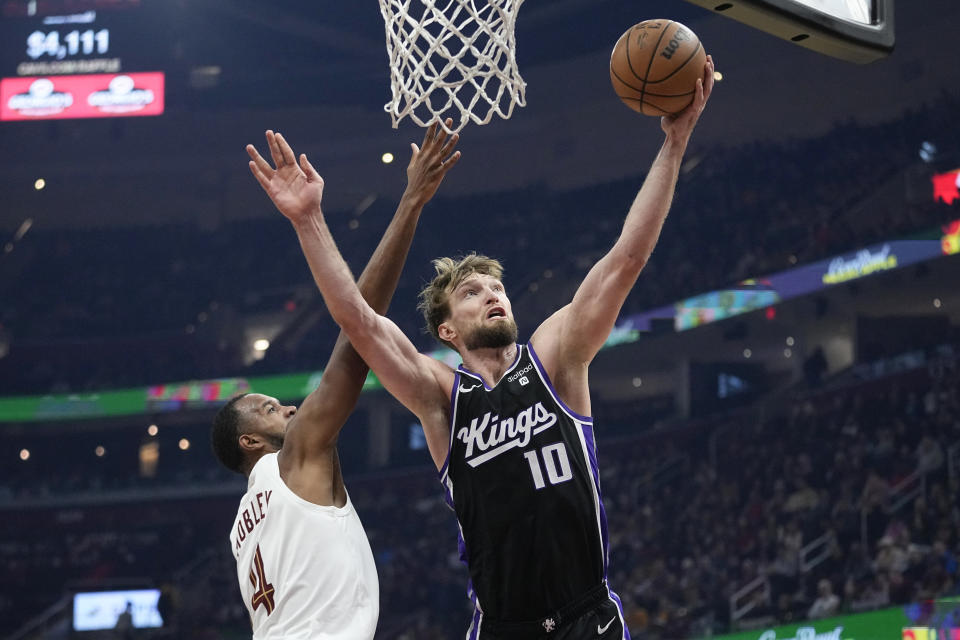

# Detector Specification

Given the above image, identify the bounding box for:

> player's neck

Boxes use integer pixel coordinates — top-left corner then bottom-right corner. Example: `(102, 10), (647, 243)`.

(460, 343), (518, 387)
(242, 450), (269, 478)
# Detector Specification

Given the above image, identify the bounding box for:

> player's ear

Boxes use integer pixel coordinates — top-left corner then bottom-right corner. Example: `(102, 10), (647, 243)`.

(238, 432), (261, 453)
(437, 321), (456, 343)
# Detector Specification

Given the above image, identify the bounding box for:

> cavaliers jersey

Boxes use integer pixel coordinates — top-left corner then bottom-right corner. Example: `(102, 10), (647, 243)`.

(440, 343), (625, 636)
(229, 453), (379, 639)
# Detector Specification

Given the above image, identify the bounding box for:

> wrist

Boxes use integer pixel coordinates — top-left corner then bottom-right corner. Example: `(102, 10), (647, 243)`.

(290, 208), (325, 234)
(661, 131), (690, 155)
(400, 186), (429, 210)
(657, 135), (688, 169)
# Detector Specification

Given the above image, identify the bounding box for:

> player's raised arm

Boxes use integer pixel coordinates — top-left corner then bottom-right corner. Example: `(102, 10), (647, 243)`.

(532, 56), (714, 377)
(246, 123), (459, 463)
(248, 127), (458, 468)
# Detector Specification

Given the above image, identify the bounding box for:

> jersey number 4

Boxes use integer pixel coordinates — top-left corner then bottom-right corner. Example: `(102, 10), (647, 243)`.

(249, 545), (276, 615)
(523, 442), (574, 490)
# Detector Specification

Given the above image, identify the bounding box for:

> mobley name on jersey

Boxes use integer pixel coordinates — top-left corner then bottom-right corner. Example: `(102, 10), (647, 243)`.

(456, 399), (558, 468)
(233, 489), (272, 553)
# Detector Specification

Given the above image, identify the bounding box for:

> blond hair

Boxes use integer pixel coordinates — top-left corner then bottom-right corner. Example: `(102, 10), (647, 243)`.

(418, 253), (504, 345)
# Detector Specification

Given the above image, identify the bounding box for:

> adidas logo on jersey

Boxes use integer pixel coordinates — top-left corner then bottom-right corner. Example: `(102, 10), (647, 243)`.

(456, 401), (558, 467)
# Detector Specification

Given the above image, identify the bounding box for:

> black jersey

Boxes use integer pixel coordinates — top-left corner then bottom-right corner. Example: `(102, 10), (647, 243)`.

(440, 343), (619, 636)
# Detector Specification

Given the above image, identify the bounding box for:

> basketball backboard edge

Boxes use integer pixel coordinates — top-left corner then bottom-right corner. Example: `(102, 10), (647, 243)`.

(679, 0), (895, 64)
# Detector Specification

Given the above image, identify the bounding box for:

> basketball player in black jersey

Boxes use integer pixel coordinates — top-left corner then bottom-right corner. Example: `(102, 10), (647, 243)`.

(263, 57), (713, 639)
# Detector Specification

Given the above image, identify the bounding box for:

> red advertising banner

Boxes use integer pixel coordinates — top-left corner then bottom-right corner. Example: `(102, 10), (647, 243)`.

(933, 168), (960, 205)
(1, 71), (164, 121)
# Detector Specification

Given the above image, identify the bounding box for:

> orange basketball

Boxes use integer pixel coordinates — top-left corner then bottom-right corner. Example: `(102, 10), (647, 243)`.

(610, 19), (706, 116)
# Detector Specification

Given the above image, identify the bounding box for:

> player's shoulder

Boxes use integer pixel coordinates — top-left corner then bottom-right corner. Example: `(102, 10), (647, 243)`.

(528, 313), (566, 377)
(422, 351), (458, 389)
(531, 300), (572, 340)
(247, 452), (281, 488)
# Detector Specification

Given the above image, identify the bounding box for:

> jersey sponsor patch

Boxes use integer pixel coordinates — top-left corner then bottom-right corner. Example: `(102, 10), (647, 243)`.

(506, 362), (532, 383)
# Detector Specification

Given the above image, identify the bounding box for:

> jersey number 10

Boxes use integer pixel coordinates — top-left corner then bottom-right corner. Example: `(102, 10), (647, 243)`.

(523, 442), (574, 489)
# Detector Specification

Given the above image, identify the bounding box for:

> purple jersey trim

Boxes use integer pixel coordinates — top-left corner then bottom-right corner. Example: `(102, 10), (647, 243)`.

(607, 588), (631, 640)
(458, 528), (469, 569)
(466, 604), (483, 640)
(443, 371), (486, 633)
(582, 423), (611, 575)
(439, 370), (463, 480)
(442, 475), (456, 511)
(526, 342), (594, 423)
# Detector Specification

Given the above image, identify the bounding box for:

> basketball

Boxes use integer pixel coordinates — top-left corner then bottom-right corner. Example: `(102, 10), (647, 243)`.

(610, 19), (707, 116)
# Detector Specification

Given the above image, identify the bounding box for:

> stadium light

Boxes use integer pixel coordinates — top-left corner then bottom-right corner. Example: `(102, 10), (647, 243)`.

(919, 141), (937, 163)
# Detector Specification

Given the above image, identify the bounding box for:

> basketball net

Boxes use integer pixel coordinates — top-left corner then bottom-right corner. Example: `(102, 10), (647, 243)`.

(379, 0), (526, 133)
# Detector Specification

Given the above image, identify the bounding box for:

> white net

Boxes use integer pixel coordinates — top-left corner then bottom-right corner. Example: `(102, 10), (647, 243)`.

(379, 0), (527, 133)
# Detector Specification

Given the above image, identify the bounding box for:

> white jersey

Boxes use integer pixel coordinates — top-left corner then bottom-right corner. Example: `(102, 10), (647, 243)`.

(230, 453), (379, 639)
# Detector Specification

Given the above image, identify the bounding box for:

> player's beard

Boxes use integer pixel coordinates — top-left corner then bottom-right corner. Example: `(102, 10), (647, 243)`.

(463, 319), (518, 351)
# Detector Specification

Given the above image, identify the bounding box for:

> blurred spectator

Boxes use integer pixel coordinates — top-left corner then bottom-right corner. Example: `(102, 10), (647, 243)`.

(114, 601), (134, 639)
(804, 347), (829, 388)
(807, 579), (840, 619)
(915, 434), (944, 474)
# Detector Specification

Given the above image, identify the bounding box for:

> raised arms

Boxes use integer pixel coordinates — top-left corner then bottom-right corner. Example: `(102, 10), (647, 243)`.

(531, 56), (715, 414)
(245, 123), (460, 485)
(249, 125), (459, 470)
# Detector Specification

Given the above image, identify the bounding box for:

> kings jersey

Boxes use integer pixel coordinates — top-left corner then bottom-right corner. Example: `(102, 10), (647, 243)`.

(440, 343), (617, 632)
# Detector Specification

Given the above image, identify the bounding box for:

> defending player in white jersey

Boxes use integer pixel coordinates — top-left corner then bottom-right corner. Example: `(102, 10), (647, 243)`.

(211, 121), (460, 639)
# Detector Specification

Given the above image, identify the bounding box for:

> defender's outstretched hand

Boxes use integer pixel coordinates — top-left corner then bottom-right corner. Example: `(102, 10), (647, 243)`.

(247, 130), (324, 225)
(661, 54), (715, 139)
(404, 118), (462, 207)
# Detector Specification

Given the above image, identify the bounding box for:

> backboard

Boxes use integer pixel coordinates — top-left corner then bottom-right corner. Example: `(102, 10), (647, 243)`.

(680, 0), (894, 63)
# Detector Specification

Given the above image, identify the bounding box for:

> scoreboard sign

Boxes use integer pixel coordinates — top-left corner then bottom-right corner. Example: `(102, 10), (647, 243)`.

(1, 0), (165, 120)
